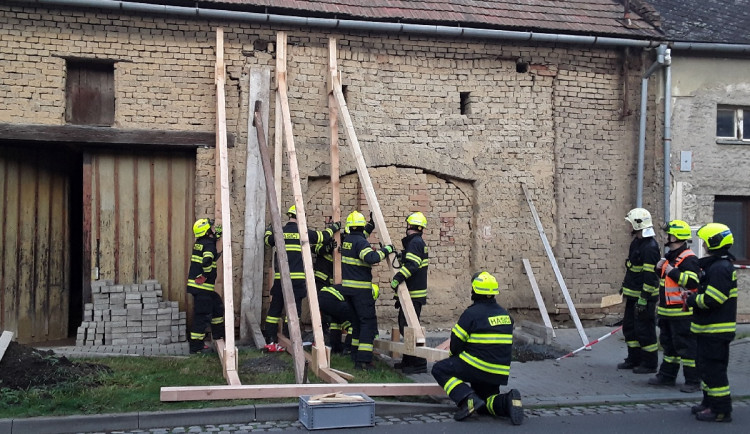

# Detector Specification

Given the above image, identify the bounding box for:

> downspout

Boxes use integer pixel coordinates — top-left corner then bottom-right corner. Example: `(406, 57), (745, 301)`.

(636, 44), (668, 208)
(662, 48), (672, 223)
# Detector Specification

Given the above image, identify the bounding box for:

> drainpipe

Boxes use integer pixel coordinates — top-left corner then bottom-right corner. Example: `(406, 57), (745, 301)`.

(636, 44), (668, 208)
(662, 48), (672, 224)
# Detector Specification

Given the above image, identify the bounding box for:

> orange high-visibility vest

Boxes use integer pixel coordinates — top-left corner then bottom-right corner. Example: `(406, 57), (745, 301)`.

(660, 250), (696, 306)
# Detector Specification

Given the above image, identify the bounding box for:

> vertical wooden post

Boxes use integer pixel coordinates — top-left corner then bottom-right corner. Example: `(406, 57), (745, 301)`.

(241, 67), (271, 348)
(328, 37), (342, 284)
(254, 102), (306, 384)
(214, 27), (239, 384)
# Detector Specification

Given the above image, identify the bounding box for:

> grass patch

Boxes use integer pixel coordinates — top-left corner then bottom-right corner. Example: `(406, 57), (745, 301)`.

(0, 349), (416, 419)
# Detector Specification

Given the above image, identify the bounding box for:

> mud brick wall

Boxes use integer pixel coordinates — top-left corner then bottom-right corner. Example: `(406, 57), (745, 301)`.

(77, 280), (186, 346)
(0, 4), (671, 330)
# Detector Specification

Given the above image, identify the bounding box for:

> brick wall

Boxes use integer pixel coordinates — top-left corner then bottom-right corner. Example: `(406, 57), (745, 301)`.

(0, 4), (659, 330)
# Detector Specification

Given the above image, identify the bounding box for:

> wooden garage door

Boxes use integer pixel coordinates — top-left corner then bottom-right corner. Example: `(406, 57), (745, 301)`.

(88, 151), (195, 313)
(0, 146), (71, 343)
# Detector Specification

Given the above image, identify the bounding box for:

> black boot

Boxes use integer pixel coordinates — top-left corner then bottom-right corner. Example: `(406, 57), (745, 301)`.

(505, 389), (524, 425)
(647, 374), (676, 386)
(695, 409), (732, 423)
(454, 393), (485, 421)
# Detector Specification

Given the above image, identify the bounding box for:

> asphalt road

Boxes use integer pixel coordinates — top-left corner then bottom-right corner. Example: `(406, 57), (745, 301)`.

(311, 406), (748, 434)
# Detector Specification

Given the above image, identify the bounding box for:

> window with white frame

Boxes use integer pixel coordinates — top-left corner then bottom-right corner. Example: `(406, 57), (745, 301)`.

(716, 106), (750, 142)
(714, 196), (748, 264)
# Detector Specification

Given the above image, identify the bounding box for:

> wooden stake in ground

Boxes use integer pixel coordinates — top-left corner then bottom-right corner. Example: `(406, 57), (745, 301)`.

(0, 331), (13, 362)
(521, 183), (588, 346)
(213, 27), (239, 385)
(241, 67), (271, 348)
(253, 101), (306, 384)
(327, 38), (425, 347)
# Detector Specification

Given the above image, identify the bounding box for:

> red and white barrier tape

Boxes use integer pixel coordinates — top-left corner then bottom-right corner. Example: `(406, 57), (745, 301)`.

(555, 326), (624, 361)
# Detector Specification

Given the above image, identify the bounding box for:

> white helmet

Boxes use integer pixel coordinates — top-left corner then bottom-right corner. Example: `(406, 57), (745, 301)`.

(625, 208), (653, 231)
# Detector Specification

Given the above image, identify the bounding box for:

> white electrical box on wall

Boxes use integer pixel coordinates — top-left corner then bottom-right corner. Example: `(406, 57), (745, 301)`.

(680, 151), (692, 172)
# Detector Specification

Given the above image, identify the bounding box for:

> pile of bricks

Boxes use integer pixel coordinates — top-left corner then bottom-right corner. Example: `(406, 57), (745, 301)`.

(76, 279), (186, 346)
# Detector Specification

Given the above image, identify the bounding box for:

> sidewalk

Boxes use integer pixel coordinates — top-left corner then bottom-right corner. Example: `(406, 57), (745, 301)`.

(3, 325), (749, 433)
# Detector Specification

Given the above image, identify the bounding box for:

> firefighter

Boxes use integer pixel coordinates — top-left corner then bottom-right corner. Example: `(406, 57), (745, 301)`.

(186, 218), (225, 354)
(314, 214), (375, 291)
(686, 223), (737, 423)
(648, 220), (701, 392)
(618, 208), (661, 373)
(431, 272), (524, 424)
(340, 210), (394, 370)
(390, 211), (429, 374)
(314, 216), (375, 352)
(263, 205), (340, 351)
(318, 283), (380, 354)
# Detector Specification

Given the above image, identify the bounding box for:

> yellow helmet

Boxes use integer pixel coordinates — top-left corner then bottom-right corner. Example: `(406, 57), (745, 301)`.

(406, 212), (427, 230)
(287, 205), (297, 217)
(471, 271), (499, 296)
(625, 208), (653, 231)
(372, 283), (380, 301)
(345, 211), (366, 231)
(697, 223), (733, 251)
(662, 219), (692, 241)
(193, 218), (212, 237)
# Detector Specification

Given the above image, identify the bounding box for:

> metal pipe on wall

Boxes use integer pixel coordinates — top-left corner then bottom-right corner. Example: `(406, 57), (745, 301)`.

(662, 49), (673, 224)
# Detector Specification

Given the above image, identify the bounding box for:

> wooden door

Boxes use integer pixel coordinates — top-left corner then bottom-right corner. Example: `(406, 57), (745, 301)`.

(87, 151), (195, 314)
(0, 145), (71, 343)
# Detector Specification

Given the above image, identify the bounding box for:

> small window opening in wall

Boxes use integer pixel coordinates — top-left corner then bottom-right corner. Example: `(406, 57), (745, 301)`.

(460, 92), (471, 115)
(516, 59), (529, 73)
(342, 85), (349, 103)
(65, 59), (115, 126)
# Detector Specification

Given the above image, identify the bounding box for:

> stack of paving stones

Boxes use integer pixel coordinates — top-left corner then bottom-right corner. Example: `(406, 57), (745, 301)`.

(74, 279), (187, 355)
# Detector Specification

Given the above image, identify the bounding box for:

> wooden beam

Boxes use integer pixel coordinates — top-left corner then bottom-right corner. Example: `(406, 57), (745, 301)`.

(240, 67), (271, 349)
(521, 258), (556, 338)
(372, 338), (448, 362)
(276, 31), (328, 375)
(328, 39), (425, 346)
(0, 331), (13, 362)
(328, 37), (342, 284)
(253, 102), (306, 383)
(521, 183), (588, 346)
(0, 123), (234, 148)
(215, 338), (240, 385)
(601, 294), (623, 308)
(160, 382), (445, 401)
(214, 27), (239, 385)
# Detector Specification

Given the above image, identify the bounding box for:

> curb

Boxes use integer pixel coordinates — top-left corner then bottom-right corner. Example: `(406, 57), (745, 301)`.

(0, 401), (457, 434)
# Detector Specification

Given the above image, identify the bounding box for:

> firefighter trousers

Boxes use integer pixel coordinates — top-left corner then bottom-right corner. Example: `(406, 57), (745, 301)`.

(432, 356), (514, 417)
(657, 316), (698, 383)
(623, 297), (658, 368)
(341, 285), (377, 364)
(696, 334), (733, 415)
(264, 280), (305, 343)
(188, 288), (225, 352)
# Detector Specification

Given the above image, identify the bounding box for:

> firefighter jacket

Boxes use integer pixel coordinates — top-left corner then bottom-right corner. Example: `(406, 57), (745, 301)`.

(449, 297), (513, 383)
(687, 253), (738, 337)
(187, 235), (220, 291)
(265, 221), (334, 282)
(341, 230), (387, 290)
(314, 221), (375, 286)
(656, 243), (700, 318)
(393, 232), (429, 300)
(621, 235), (660, 300)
